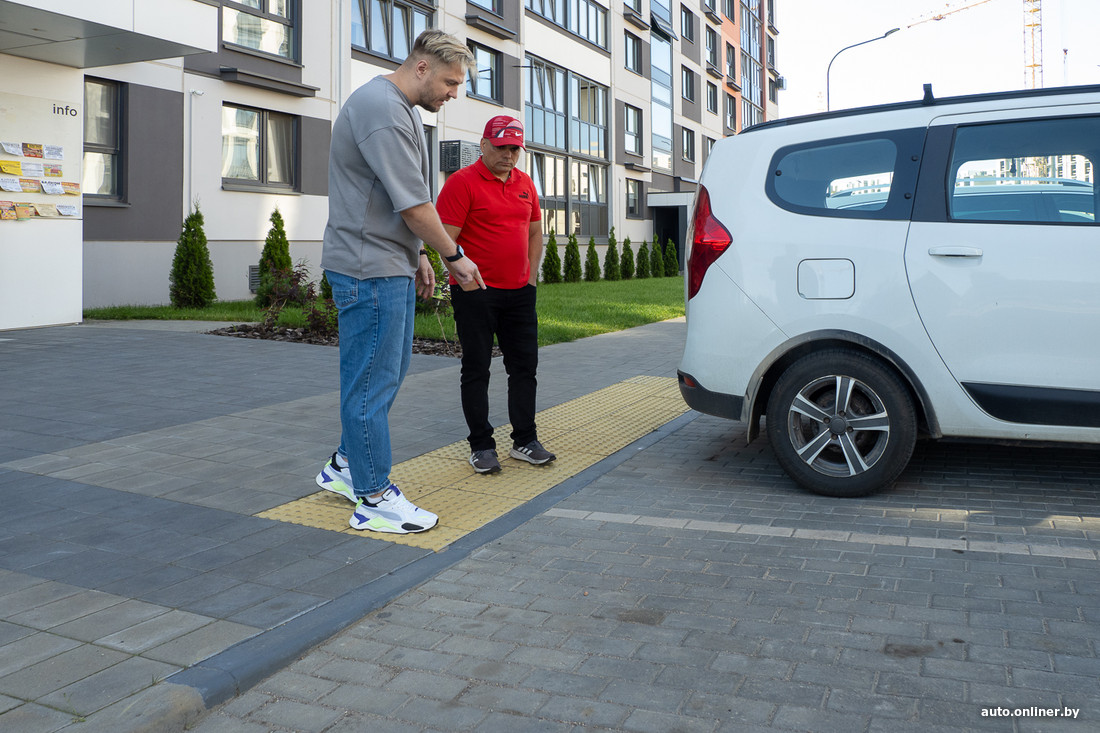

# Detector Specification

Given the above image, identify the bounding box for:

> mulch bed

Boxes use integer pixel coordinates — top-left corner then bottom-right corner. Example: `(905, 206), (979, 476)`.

(208, 322), (499, 358)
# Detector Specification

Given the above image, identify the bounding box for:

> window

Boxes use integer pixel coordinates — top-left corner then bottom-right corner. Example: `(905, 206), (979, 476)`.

(725, 43), (736, 79)
(352, 0), (431, 61)
(651, 34), (674, 171)
(765, 130), (926, 219)
(725, 93), (736, 130)
(221, 104), (297, 189)
(626, 179), (642, 217)
(741, 1), (764, 127)
(223, 0), (296, 60)
(705, 27), (718, 67)
(625, 33), (641, 74)
(681, 67), (696, 103)
(570, 76), (607, 159)
(625, 105), (642, 156)
(949, 117), (1097, 225)
(707, 82), (718, 114)
(524, 55), (609, 236)
(682, 128), (695, 162)
(570, 159), (608, 235)
(705, 136), (716, 157)
(83, 78), (121, 198)
(724, 0), (736, 20)
(767, 35), (776, 69)
(526, 57), (567, 150)
(526, 0), (607, 49)
(703, 0), (716, 11)
(625, 0), (641, 11)
(469, 0), (501, 12)
(467, 43), (502, 102)
(681, 6), (695, 43)
(528, 150), (567, 236)
(768, 78), (778, 104)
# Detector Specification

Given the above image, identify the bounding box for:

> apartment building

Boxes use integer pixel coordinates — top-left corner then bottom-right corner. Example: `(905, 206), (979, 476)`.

(0, 0), (779, 331)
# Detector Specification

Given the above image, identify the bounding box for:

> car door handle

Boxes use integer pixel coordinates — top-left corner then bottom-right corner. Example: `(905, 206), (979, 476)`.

(928, 246), (983, 258)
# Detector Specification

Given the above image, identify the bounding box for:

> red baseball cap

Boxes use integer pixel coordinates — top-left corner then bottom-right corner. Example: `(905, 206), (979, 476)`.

(482, 115), (525, 148)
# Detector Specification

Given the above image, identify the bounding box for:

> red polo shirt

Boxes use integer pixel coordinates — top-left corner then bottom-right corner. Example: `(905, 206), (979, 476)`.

(436, 158), (541, 289)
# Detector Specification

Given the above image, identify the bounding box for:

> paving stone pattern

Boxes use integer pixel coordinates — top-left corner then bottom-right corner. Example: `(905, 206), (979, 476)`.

(193, 415), (1100, 733)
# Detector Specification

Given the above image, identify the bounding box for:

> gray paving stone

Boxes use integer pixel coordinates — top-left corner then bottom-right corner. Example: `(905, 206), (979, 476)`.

(0, 632), (82, 678)
(248, 698), (344, 733)
(0, 643), (127, 700)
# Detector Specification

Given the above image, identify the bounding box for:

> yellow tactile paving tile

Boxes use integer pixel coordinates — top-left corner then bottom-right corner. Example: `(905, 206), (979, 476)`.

(255, 376), (687, 551)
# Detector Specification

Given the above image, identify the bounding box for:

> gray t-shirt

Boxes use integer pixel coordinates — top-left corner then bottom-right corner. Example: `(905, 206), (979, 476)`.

(322, 77), (430, 280)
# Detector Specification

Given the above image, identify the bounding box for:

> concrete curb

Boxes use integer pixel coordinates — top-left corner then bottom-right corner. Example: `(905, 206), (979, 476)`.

(94, 410), (699, 733)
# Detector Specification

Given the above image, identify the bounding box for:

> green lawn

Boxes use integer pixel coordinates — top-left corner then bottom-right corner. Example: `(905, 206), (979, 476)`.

(85, 276), (686, 347)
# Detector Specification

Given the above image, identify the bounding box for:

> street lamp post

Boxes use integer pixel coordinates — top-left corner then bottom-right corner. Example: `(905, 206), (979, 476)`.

(826, 28), (900, 111)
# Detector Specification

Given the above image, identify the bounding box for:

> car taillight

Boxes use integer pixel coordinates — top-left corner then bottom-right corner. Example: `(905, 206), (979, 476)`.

(686, 185), (732, 299)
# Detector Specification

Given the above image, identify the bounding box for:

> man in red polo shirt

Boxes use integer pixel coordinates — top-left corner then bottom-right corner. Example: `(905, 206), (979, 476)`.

(437, 115), (556, 474)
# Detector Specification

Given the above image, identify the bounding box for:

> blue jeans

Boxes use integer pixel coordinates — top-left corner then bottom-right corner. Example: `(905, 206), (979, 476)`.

(327, 271), (415, 497)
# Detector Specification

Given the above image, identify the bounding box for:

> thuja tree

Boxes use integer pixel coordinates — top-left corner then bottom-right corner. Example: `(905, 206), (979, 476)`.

(664, 238), (679, 276)
(319, 271), (332, 300)
(563, 233), (582, 282)
(583, 236), (600, 282)
(255, 207), (293, 307)
(541, 230), (562, 284)
(169, 205), (216, 308)
(649, 235), (663, 278)
(620, 236), (635, 280)
(635, 238), (650, 279)
(602, 227), (621, 281)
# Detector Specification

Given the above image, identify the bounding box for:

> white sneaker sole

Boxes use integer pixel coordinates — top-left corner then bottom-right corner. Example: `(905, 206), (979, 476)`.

(509, 448), (555, 465)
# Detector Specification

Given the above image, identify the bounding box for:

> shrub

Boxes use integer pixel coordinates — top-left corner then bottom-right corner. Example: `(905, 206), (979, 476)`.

(319, 271), (332, 301)
(650, 235), (663, 279)
(602, 227), (621, 281)
(620, 237), (635, 280)
(415, 247), (450, 316)
(305, 296), (338, 340)
(255, 207), (293, 307)
(541, 230), (562, 284)
(563, 233), (582, 283)
(664, 238), (679, 276)
(169, 206), (216, 309)
(636, 239), (650, 279)
(584, 237), (601, 282)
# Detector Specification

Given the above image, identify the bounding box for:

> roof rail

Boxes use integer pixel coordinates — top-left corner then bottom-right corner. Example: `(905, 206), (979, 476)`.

(743, 83), (1100, 135)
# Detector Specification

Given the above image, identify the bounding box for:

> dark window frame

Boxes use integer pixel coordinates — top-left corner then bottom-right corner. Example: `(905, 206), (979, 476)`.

(352, 0), (433, 64)
(83, 77), (125, 201)
(467, 41), (503, 103)
(221, 102), (300, 192)
(222, 0), (299, 62)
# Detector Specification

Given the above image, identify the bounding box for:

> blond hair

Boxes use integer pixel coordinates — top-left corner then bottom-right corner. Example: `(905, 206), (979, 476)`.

(410, 29), (476, 70)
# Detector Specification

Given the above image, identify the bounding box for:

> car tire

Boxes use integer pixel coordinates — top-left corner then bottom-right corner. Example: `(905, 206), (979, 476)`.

(765, 350), (917, 497)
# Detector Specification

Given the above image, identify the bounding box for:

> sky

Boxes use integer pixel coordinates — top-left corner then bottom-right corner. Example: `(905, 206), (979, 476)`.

(776, 0), (1100, 117)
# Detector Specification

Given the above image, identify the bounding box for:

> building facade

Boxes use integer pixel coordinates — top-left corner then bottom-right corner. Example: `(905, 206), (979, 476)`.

(0, 0), (779, 331)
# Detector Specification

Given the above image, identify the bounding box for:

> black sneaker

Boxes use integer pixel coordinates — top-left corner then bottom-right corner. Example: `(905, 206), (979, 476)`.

(469, 449), (502, 474)
(510, 440), (556, 465)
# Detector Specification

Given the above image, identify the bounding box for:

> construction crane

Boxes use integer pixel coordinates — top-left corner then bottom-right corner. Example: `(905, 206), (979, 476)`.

(1022, 0), (1042, 88)
(906, 0), (1044, 89)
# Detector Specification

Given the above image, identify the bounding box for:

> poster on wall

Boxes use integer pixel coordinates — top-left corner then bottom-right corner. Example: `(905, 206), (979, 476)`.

(0, 91), (82, 222)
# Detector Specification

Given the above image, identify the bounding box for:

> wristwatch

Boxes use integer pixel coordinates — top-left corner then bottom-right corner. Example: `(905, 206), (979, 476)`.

(445, 246), (465, 262)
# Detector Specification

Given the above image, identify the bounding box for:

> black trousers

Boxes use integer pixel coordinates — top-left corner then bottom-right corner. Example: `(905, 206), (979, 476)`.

(451, 284), (539, 452)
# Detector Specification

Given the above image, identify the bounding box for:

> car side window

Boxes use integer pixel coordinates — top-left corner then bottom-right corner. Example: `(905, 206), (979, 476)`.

(949, 116), (1097, 225)
(765, 129), (923, 220)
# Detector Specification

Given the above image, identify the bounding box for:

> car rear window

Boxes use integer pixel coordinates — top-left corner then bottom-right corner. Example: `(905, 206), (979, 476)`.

(766, 129), (924, 220)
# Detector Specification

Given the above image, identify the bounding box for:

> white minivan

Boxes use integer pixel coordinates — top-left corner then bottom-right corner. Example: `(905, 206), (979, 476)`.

(678, 84), (1100, 497)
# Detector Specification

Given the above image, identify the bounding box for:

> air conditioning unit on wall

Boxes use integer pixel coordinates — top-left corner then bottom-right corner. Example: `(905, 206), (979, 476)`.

(776, 76), (787, 91)
(440, 140), (480, 172)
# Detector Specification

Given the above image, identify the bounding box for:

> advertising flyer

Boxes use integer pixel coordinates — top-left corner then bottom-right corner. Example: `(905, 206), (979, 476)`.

(0, 91), (81, 221)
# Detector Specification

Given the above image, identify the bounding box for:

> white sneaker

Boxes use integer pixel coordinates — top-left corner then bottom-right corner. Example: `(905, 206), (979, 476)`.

(349, 485), (438, 534)
(315, 452), (356, 502)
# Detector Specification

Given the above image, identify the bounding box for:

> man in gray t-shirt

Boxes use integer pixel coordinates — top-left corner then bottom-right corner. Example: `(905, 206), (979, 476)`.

(316, 30), (483, 535)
